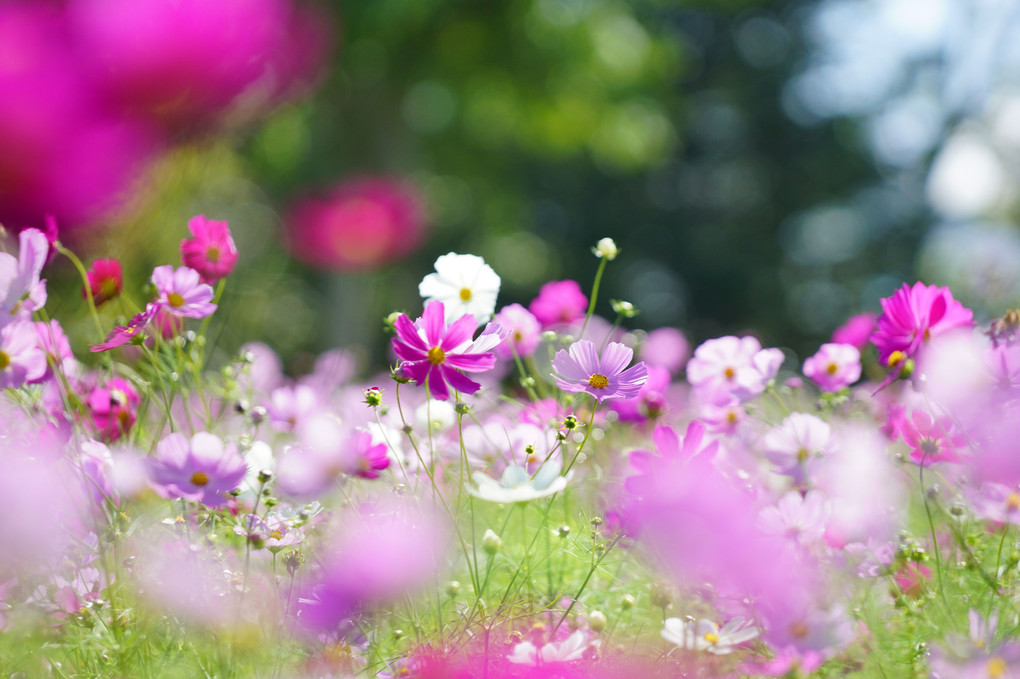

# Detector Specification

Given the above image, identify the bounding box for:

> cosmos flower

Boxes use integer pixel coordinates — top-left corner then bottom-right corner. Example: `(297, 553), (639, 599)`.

(802, 343), (861, 392)
(391, 300), (501, 401)
(151, 265), (217, 319)
(89, 303), (161, 352)
(419, 252), (501, 325)
(552, 340), (648, 403)
(529, 279), (588, 328)
(0, 228), (48, 321)
(469, 462), (572, 503)
(762, 412), (832, 482)
(901, 409), (967, 466)
(0, 320), (47, 389)
(82, 258), (122, 306)
(661, 617), (758, 655)
(180, 215), (239, 284)
(686, 335), (783, 402)
(147, 432), (247, 508)
(870, 281), (973, 365)
(86, 377), (141, 442)
(493, 303), (542, 359)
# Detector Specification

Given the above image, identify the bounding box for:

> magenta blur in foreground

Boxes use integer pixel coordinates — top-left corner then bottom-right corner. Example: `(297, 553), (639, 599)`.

(5, 230), (1020, 678)
(0, 0), (328, 231)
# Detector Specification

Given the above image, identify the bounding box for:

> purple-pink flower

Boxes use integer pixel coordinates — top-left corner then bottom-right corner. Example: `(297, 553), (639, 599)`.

(529, 280), (588, 328)
(901, 409), (967, 466)
(493, 303), (542, 359)
(86, 376), (140, 442)
(180, 215), (239, 284)
(870, 281), (974, 365)
(148, 432), (246, 508)
(90, 302), (160, 352)
(391, 300), (501, 401)
(151, 265), (217, 319)
(802, 343), (861, 392)
(552, 340), (648, 403)
(0, 320), (47, 389)
(686, 335), (782, 402)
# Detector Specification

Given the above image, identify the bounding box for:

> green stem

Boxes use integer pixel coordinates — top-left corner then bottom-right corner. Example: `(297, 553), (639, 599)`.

(579, 256), (608, 339)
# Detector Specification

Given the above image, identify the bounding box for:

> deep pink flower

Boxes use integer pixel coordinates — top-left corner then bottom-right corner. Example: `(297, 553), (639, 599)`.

(831, 312), (876, 350)
(90, 302), (160, 352)
(0, 320), (47, 388)
(552, 340), (648, 403)
(870, 281), (974, 365)
(180, 215), (239, 284)
(611, 364), (672, 422)
(529, 280), (588, 328)
(347, 430), (390, 479)
(151, 265), (216, 319)
(626, 420), (718, 497)
(86, 376), (140, 442)
(148, 432), (246, 508)
(901, 409), (967, 466)
(893, 562), (932, 597)
(493, 303), (542, 359)
(286, 177), (425, 271)
(83, 258), (122, 305)
(802, 343), (861, 392)
(391, 301), (502, 401)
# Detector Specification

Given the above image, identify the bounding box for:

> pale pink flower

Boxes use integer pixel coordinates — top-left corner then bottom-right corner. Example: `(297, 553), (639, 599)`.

(686, 335), (782, 401)
(901, 409), (967, 466)
(0, 320), (47, 388)
(757, 491), (830, 546)
(802, 343), (861, 392)
(762, 413), (832, 482)
(493, 303), (542, 359)
(151, 265), (217, 319)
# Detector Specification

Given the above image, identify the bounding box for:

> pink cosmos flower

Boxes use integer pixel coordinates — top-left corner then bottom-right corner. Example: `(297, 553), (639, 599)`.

(493, 303), (542, 359)
(831, 312), (876, 350)
(391, 300), (502, 401)
(82, 258), (122, 306)
(147, 432), (246, 508)
(757, 491), (830, 546)
(686, 335), (782, 402)
(552, 340), (648, 403)
(86, 376), (140, 441)
(611, 364), (672, 422)
(180, 215), (239, 284)
(802, 343), (861, 392)
(901, 409), (967, 466)
(870, 281), (974, 365)
(969, 483), (1020, 525)
(627, 420), (718, 496)
(346, 430), (391, 479)
(295, 500), (448, 631)
(151, 265), (216, 318)
(529, 280), (588, 328)
(32, 319), (74, 384)
(267, 384), (321, 432)
(639, 327), (690, 374)
(89, 302), (160, 352)
(286, 177), (425, 271)
(0, 320), (47, 388)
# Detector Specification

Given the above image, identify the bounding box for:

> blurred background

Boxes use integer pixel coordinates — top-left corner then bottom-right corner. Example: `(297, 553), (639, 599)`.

(3, 0), (1019, 372)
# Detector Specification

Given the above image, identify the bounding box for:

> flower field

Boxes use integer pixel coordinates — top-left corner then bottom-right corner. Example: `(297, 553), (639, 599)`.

(1, 224), (1018, 679)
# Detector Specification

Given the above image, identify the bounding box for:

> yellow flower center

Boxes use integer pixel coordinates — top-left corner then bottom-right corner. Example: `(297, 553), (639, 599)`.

(887, 350), (907, 368)
(427, 346), (446, 365)
(0, 351), (9, 370)
(987, 657), (1008, 678)
(459, 287), (472, 301)
(826, 362), (839, 375)
(269, 529), (284, 540)
(206, 246), (221, 262)
(1007, 493), (1020, 510)
(797, 447), (810, 463)
(703, 632), (719, 644)
(789, 621), (809, 639)
(167, 292), (185, 308)
(724, 366), (736, 380)
(190, 472), (209, 487)
(588, 373), (609, 389)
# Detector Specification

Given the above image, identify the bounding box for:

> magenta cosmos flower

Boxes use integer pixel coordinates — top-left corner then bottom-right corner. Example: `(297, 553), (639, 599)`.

(391, 300), (502, 401)
(148, 432), (246, 508)
(151, 265), (217, 319)
(83, 258), (122, 306)
(552, 340), (648, 402)
(870, 281), (973, 365)
(180, 215), (239, 284)
(529, 279), (588, 328)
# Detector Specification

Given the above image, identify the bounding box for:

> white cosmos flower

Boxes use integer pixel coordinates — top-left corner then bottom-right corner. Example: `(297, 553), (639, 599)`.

(419, 252), (501, 325)
(661, 617), (758, 655)
(469, 462), (571, 503)
(507, 630), (592, 665)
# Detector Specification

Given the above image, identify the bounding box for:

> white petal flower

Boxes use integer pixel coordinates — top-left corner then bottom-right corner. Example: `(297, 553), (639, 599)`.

(419, 253), (501, 325)
(469, 463), (571, 503)
(662, 617), (758, 655)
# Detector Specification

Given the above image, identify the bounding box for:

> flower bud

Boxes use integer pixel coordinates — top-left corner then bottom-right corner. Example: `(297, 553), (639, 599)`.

(482, 529), (503, 555)
(589, 610), (607, 633)
(592, 237), (619, 260)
